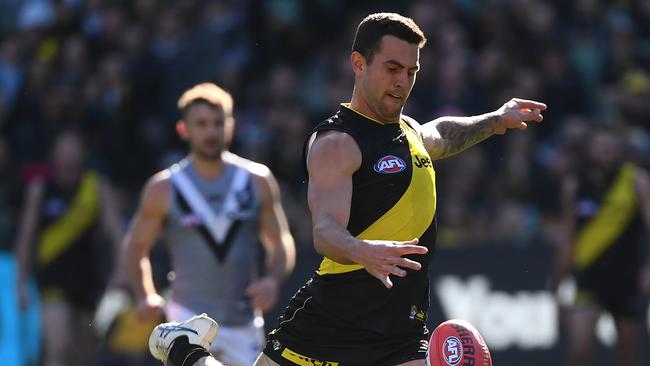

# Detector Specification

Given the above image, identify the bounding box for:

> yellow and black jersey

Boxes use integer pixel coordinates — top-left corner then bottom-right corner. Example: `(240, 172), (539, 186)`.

(36, 171), (103, 308)
(264, 105), (436, 366)
(572, 163), (646, 317)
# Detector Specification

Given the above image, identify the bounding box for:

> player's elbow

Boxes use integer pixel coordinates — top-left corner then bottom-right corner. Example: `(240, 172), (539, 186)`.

(124, 237), (148, 266)
(312, 223), (328, 256)
(313, 241), (326, 257)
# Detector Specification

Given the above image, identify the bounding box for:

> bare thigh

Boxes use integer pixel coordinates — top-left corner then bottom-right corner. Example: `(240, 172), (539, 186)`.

(567, 303), (600, 366)
(615, 317), (643, 366)
(42, 298), (96, 366)
(73, 309), (97, 366)
(42, 299), (72, 366)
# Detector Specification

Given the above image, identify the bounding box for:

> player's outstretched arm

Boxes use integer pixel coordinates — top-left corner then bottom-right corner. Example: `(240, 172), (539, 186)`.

(307, 131), (427, 288)
(420, 98), (547, 160)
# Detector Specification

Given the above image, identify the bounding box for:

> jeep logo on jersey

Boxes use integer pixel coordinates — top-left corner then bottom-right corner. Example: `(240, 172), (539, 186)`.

(443, 336), (463, 366)
(374, 155), (406, 174)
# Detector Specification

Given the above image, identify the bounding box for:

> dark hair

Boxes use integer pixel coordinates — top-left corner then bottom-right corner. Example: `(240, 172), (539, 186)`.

(352, 13), (427, 64)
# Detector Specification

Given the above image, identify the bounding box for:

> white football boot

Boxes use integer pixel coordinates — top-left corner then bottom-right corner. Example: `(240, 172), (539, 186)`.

(148, 313), (218, 364)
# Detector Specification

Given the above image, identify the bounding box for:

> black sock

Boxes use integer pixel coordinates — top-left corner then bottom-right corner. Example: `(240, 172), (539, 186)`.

(167, 336), (211, 366)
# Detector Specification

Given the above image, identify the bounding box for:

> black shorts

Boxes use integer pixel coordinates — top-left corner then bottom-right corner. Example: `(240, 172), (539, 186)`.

(575, 266), (647, 318)
(263, 332), (428, 366)
(37, 251), (103, 309)
(262, 286), (429, 366)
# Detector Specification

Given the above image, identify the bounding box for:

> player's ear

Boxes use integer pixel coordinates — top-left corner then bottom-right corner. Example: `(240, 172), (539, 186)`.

(176, 120), (188, 140)
(351, 51), (366, 77)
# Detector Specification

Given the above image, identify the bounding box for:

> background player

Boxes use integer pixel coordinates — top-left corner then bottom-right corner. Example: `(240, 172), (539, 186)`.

(551, 126), (650, 366)
(124, 83), (296, 366)
(15, 130), (124, 366)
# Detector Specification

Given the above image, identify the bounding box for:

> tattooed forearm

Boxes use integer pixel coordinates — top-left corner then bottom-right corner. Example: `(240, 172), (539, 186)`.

(431, 113), (501, 158)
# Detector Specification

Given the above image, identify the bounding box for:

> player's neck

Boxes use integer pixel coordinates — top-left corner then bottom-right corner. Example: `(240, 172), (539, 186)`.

(349, 91), (399, 125)
(189, 152), (226, 181)
(54, 167), (83, 189)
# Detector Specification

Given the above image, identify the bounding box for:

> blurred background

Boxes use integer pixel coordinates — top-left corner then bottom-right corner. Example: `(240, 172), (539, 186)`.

(0, 0), (649, 365)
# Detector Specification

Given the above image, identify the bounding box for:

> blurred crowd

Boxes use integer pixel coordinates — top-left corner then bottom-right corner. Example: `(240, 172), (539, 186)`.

(1, 0), (649, 248)
(0, 0), (649, 364)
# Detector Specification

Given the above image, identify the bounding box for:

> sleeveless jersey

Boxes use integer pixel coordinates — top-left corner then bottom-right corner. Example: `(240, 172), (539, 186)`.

(164, 159), (261, 326)
(265, 104), (437, 366)
(572, 163), (644, 289)
(36, 171), (102, 308)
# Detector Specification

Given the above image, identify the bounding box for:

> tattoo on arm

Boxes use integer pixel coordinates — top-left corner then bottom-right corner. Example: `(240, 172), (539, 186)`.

(433, 114), (500, 158)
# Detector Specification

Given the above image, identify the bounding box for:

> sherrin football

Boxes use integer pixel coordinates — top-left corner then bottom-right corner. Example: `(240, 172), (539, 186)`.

(427, 319), (492, 366)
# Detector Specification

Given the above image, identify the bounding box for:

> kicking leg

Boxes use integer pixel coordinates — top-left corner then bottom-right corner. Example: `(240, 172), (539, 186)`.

(148, 313), (220, 366)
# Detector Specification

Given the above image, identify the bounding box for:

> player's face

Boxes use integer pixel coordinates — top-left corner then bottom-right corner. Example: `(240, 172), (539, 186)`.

(183, 103), (233, 160)
(52, 133), (85, 174)
(587, 131), (622, 169)
(360, 35), (420, 123)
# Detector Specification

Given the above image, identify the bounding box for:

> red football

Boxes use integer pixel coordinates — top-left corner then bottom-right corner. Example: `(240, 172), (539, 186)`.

(427, 319), (492, 366)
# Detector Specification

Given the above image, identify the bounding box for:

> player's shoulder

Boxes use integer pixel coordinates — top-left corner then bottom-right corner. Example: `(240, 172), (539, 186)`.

(310, 130), (359, 157)
(150, 168), (172, 184)
(312, 108), (359, 137)
(401, 114), (423, 133)
(307, 131), (361, 173)
(223, 151), (272, 179)
(313, 128), (356, 142)
(143, 169), (172, 196)
(401, 114), (422, 126)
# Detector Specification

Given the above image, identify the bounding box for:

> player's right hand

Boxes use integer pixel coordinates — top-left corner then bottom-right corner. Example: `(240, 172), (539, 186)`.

(352, 238), (428, 289)
(136, 293), (165, 321)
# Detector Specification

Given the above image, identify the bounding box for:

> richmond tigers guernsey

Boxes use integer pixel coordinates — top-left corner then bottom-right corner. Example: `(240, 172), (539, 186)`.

(572, 163), (647, 316)
(263, 104), (437, 366)
(36, 171), (103, 308)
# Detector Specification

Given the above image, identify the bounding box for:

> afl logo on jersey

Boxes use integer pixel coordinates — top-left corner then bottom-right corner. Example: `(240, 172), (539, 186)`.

(374, 155), (406, 174)
(442, 336), (463, 366)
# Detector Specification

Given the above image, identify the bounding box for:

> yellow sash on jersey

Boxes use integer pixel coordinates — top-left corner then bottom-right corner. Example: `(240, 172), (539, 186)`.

(318, 122), (437, 275)
(573, 164), (637, 269)
(37, 172), (100, 266)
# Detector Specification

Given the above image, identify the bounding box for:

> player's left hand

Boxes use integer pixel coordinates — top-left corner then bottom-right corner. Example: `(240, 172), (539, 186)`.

(245, 277), (279, 312)
(494, 98), (547, 135)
